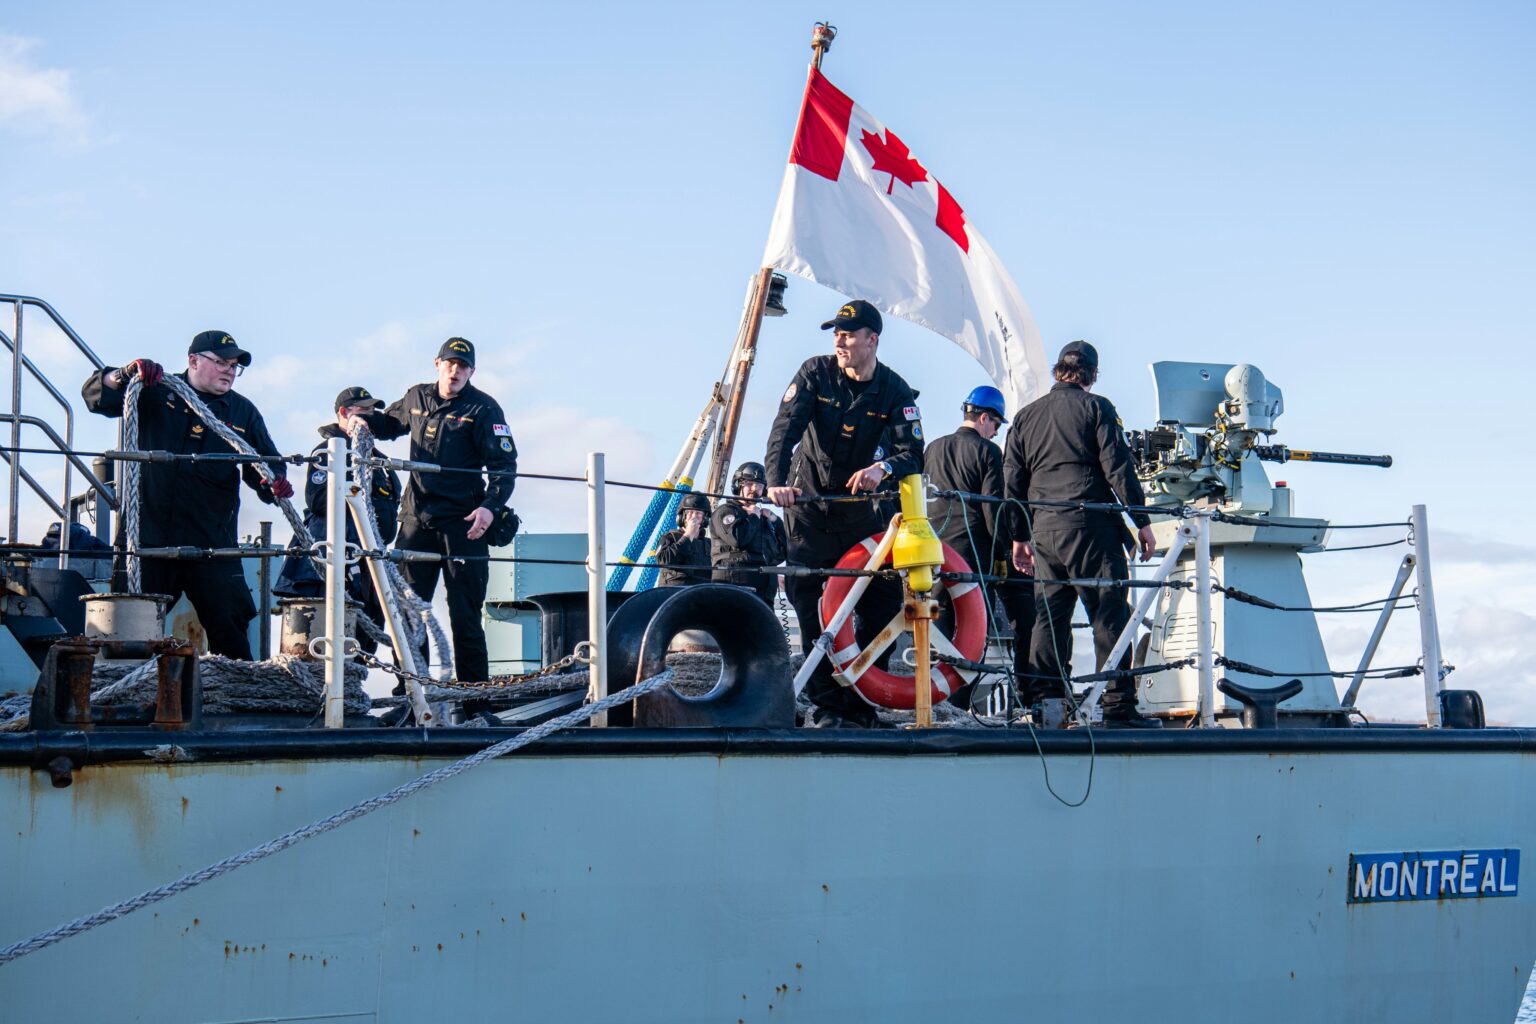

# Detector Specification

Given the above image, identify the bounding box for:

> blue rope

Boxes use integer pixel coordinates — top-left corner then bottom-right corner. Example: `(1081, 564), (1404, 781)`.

(607, 481), (673, 591)
(636, 488), (688, 592)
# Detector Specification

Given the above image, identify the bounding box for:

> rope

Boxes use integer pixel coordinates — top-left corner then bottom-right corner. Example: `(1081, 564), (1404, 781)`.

(0, 668), (675, 966)
(122, 375), (311, 593)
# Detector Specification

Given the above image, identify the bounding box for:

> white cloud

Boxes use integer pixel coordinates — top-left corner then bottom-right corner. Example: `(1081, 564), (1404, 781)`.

(0, 34), (87, 142)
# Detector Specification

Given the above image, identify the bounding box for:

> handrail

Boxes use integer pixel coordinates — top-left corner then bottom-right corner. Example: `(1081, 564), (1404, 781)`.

(0, 295), (106, 370)
(0, 413), (118, 510)
(0, 295), (109, 566)
(0, 327), (78, 557)
(0, 451), (66, 519)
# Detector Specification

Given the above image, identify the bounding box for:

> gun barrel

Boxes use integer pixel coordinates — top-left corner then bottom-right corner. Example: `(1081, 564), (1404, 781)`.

(1254, 445), (1392, 468)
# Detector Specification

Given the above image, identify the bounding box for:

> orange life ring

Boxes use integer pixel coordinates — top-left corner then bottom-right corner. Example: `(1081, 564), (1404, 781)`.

(818, 533), (988, 709)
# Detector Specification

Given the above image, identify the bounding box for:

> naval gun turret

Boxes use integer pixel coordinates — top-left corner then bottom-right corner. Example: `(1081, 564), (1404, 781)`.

(1127, 362), (1393, 724)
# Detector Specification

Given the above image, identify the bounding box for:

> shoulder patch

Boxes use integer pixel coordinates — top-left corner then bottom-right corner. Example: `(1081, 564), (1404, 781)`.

(913, 423), (923, 441)
(492, 423), (511, 436)
(721, 513), (736, 526)
(903, 405), (920, 421)
(782, 382), (797, 403)
(310, 470), (326, 486)
(500, 438), (513, 452)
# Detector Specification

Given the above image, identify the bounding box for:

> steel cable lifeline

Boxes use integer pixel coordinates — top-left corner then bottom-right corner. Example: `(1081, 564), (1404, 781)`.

(0, 667), (676, 967)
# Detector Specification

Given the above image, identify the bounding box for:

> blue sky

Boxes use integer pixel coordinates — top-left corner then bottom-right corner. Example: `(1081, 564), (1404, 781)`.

(2, 2), (1532, 719)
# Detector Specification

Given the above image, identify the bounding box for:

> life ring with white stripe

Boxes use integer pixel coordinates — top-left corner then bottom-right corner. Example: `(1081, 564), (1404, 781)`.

(819, 533), (988, 709)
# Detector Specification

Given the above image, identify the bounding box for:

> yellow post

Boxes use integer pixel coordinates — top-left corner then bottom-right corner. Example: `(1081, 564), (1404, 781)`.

(891, 473), (943, 726)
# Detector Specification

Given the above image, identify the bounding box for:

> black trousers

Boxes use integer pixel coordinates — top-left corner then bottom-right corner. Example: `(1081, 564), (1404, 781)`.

(134, 557), (257, 660)
(948, 564), (1037, 710)
(1025, 523), (1134, 708)
(397, 516), (490, 683)
(785, 505), (900, 720)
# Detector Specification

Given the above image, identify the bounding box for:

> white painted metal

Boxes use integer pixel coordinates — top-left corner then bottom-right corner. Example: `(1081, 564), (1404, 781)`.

(345, 491), (433, 725)
(1076, 520), (1193, 722)
(1195, 512), (1216, 727)
(791, 514), (901, 695)
(1341, 553), (1416, 708)
(322, 435), (349, 729)
(587, 452), (608, 726)
(1412, 504), (1444, 726)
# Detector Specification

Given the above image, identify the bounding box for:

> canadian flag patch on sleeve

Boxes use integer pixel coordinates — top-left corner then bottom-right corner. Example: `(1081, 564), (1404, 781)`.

(903, 406), (920, 421)
(492, 424), (511, 437)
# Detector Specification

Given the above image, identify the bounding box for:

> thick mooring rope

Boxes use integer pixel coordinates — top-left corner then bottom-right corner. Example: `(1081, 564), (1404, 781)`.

(122, 374), (311, 593)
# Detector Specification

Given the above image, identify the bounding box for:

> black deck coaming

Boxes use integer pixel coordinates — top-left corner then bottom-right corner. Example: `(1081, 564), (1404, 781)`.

(3, 725), (1536, 769)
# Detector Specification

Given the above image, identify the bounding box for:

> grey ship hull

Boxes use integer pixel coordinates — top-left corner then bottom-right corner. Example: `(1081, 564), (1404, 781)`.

(4, 727), (1534, 1022)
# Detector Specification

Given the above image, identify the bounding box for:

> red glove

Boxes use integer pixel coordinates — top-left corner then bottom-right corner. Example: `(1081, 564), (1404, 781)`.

(124, 359), (163, 387)
(269, 476), (294, 500)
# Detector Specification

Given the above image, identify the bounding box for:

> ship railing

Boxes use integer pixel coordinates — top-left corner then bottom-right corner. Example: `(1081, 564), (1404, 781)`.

(0, 434), (1448, 729)
(0, 295), (114, 569)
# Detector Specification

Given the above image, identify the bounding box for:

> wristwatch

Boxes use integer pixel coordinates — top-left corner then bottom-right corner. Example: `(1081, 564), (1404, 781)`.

(877, 460), (893, 477)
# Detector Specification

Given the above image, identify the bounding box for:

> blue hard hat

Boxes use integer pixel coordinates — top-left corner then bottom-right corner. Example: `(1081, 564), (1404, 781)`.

(963, 385), (1008, 423)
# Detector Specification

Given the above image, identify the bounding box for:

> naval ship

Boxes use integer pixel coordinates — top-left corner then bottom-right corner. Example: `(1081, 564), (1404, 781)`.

(3, 23), (1533, 1023)
(0, 286), (1530, 1023)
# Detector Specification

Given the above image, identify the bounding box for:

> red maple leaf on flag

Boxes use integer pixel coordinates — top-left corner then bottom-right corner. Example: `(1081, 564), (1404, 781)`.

(861, 128), (928, 195)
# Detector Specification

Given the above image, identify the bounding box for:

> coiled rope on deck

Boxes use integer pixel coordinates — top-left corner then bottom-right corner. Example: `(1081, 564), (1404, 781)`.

(0, 668), (675, 966)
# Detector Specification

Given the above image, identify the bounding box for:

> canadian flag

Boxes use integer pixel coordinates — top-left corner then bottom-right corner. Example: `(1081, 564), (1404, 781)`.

(763, 67), (1047, 415)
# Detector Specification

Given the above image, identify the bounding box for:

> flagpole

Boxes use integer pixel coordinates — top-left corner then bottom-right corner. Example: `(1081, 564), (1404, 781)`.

(706, 22), (838, 493)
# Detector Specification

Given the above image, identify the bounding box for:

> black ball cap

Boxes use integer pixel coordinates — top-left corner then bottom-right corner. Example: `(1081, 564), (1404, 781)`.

(1058, 339), (1099, 370)
(820, 299), (883, 335)
(436, 337), (476, 367)
(188, 330), (251, 367)
(334, 386), (383, 413)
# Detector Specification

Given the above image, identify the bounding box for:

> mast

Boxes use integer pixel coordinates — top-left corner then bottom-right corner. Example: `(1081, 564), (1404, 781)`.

(704, 22), (836, 494)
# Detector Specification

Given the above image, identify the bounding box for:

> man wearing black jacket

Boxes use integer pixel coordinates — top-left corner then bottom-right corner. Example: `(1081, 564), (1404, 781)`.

(1004, 340), (1158, 727)
(82, 330), (290, 659)
(274, 387), (402, 655)
(766, 300), (924, 728)
(924, 385), (1034, 708)
(711, 461), (786, 605)
(369, 338), (516, 683)
(655, 492), (713, 588)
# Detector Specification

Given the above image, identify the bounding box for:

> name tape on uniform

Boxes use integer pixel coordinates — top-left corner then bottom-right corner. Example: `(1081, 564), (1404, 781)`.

(1348, 848), (1519, 904)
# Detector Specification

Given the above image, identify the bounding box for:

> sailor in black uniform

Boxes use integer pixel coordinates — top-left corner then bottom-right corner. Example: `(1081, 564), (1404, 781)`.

(924, 385), (1035, 709)
(710, 461), (786, 605)
(655, 493), (713, 587)
(1004, 340), (1159, 727)
(766, 299), (924, 728)
(81, 330), (290, 659)
(274, 387), (402, 655)
(368, 338), (516, 683)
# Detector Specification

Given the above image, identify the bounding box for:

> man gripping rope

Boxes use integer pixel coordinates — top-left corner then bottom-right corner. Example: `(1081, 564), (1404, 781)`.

(767, 300), (923, 729)
(369, 338), (516, 683)
(82, 330), (290, 659)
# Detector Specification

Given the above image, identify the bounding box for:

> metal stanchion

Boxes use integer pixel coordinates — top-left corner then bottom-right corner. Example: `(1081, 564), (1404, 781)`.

(587, 452), (608, 727)
(1411, 504), (1444, 727)
(1195, 512), (1215, 728)
(321, 435), (349, 729)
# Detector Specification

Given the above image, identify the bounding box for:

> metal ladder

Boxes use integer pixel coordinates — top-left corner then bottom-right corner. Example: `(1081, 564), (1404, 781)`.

(0, 294), (120, 569)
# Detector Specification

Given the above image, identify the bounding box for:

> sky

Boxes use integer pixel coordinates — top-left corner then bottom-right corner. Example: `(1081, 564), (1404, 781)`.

(1, 1), (1532, 721)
